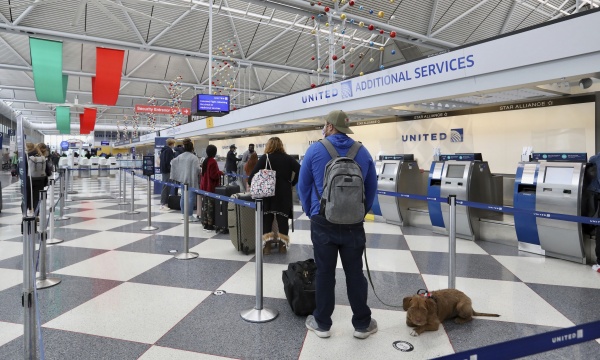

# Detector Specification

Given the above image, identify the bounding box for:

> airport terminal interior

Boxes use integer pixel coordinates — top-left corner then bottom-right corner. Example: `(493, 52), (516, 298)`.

(1, 0), (600, 359)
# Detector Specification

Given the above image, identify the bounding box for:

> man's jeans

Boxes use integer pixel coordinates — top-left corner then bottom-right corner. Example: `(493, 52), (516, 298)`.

(160, 172), (172, 205)
(310, 214), (371, 331)
(180, 190), (196, 217)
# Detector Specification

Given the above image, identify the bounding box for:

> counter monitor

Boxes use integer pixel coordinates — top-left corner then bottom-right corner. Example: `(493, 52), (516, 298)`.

(543, 166), (573, 185)
(446, 164), (466, 178)
(382, 163), (398, 176)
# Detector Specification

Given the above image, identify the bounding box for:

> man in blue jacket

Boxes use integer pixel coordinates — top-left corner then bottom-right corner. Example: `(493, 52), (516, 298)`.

(298, 110), (378, 339)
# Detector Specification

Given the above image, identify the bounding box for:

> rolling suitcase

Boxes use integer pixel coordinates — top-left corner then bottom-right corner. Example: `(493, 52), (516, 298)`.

(214, 184), (240, 234)
(228, 193), (256, 254)
(168, 194), (181, 210)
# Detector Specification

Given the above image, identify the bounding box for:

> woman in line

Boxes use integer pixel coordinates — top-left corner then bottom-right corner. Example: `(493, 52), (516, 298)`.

(243, 152), (258, 192)
(248, 137), (300, 254)
(170, 138), (200, 222)
(25, 142), (51, 216)
(200, 145), (223, 230)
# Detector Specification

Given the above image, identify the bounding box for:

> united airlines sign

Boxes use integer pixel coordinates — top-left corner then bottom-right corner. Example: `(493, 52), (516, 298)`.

(402, 128), (464, 142)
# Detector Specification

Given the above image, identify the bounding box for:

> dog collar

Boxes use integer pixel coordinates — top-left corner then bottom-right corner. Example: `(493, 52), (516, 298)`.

(416, 288), (435, 300)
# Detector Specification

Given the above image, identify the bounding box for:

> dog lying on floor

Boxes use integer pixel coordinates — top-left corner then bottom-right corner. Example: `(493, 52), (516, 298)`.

(403, 289), (500, 336)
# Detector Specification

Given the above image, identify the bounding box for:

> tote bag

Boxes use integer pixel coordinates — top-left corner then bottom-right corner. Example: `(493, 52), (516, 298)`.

(250, 154), (276, 199)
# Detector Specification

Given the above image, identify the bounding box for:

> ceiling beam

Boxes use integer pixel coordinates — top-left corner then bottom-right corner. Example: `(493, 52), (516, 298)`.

(501, 0), (518, 34)
(147, 4), (199, 46)
(116, 0), (147, 45)
(427, 0), (439, 37)
(430, 0), (493, 38)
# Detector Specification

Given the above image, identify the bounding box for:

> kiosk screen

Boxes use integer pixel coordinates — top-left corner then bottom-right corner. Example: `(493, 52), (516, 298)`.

(544, 166), (573, 185)
(382, 163), (398, 176)
(446, 164), (465, 178)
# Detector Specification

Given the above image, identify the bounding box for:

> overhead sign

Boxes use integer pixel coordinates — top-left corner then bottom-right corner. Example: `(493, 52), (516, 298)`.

(60, 141), (69, 150)
(135, 104), (191, 115)
(100, 141), (110, 145)
(191, 94), (230, 117)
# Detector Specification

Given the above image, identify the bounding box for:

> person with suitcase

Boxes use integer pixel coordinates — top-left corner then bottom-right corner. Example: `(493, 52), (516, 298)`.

(159, 138), (176, 210)
(297, 110), (378, 339)
(200, 144), (223, 230)
(248, 137), (300, 254)
(170, 138), (200, 222)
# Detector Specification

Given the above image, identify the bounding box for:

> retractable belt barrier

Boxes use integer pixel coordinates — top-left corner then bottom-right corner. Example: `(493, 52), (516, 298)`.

(434, 319), (600, 360)
(376, 189), (600, 225)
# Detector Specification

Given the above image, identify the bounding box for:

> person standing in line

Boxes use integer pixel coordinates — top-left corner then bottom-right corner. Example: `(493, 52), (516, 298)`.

(248, 137), (300, 254)
(225, 144), (240, 184)
(239, 144), (255, 192)
(159, 138), (176, 210)
(297, 110), (378, 339)
(25, 143), (52, 216)
(170, 138), (200, 222)
(200, 145), (223, 230)
(244, 152), (258, 192)
(587, 153), (600, 272)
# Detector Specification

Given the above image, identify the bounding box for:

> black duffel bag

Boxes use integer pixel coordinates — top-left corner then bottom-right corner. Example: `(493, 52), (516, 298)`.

(282, 259), (317, 316)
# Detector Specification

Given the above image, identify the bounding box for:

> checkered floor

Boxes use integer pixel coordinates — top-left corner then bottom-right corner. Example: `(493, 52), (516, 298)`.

(1, 172), (599, 359)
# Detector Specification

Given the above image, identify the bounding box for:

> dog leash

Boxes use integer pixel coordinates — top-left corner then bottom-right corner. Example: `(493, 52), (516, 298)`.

(363, 247), (404, 308)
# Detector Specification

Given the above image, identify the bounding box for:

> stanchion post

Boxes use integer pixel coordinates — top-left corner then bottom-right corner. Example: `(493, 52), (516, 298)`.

(174, 184), (198, 260)
(47, 178), (64, 244)
(241, 198), (278, 323)
(37, 190), (62, 289)
(22, 217), (37, 360)
(118, 168), (129, 206)
(117, 166), (123, 200)
(56, 170), (70, 221)
(67, 167), (77, 195)
(141, 176), (158, 231)
(127, 170), (140, 214)
(448, 195), (457, 289)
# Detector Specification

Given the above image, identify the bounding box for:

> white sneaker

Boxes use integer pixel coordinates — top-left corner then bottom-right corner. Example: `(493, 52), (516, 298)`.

(592, 264), (600, 273)
(189, 216), (200, 223)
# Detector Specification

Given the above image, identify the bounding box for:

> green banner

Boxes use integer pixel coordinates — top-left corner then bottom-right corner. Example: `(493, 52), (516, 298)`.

(55, 106), (70, 134)
(29, 38), (68, 103)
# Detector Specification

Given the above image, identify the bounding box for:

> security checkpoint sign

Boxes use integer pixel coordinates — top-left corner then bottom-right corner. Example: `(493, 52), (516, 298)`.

(134, 105), (191, 115)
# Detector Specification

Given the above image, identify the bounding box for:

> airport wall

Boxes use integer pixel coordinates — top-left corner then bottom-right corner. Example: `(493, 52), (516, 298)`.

(209, 102), (594, 174)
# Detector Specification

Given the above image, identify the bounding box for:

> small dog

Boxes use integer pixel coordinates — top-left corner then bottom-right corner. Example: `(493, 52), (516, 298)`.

(403, 289), (499, 336)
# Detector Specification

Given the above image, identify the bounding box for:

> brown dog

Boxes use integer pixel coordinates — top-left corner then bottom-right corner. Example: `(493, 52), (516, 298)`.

(403, 289), (499, 336)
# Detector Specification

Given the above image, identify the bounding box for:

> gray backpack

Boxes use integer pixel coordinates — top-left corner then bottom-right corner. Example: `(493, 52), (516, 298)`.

(28, 155), (47, 178)
(318, 139), (365, 224)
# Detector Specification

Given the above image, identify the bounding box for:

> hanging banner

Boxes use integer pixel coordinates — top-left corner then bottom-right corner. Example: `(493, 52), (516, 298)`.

(55, 106), (70, 134)
(79, 108), (97, 134)
(135, 105), (191, 115)
(92, 48), (125, 106)
(29, 38), (68, 103)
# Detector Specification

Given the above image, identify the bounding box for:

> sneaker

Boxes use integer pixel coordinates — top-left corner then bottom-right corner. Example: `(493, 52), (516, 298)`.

(189, 216), (199, 223)
(592, 264), (600, 272)
(353, 319), (378, 339)
(305, 315), (331, 338)
(159, 205), (165, 210)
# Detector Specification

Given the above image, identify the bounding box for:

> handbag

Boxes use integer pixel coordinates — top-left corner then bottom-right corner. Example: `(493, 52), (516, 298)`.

(250, 154), (276, 199)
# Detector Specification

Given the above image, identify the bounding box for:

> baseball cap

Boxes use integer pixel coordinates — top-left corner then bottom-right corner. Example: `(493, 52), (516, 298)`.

(230, 144), (237, 149)
(325, 110), (353, 134)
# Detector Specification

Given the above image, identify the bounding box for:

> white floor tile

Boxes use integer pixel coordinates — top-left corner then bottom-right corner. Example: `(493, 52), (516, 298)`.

(0, 268), (22, 291)
(0, 215), (24, 225)
(43, 282), (210, 344)
(0, 321), (23, 347)
(421, 275), (574, 328)
(53, 250), (171, 281)
(191, 239), (256, 262)
(139, 346), (232, 360)
(57, 231), (151, 250)
(405, 235), (488, 255)
(493, 255), (600, 289)
(219, 262), (287, 299)
(0, 241), (23, 261)
(65, 201), (116, 209)
(339, 248), (419, 274)
(60, 218), (138, 231)
(152, 212), (191, 224)
(289, 229), (312, 245)
(0, 224), (23, 241)
(363, 221), (403, 235)
(157, 223), (208, 238)
(68, 209), (130, 218)
(299, 305), (454, 360)
(1, 207), (23, 214)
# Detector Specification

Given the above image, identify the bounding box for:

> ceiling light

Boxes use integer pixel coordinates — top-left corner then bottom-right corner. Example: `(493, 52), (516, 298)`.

(579, 78), (593, 89)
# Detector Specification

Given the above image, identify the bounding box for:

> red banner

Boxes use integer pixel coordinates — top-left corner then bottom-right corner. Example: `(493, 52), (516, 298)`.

(79, 108), (97, 134)
(135, 105), (191, 115)
(92, 48), (125, 106)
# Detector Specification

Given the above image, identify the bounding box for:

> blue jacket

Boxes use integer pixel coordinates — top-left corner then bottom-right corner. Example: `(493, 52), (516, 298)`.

(298, 133), (377, 218)
(588, 154), (600, 192)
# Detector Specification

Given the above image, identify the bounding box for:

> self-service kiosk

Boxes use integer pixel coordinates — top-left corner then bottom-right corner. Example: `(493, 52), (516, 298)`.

(529, 153), (590, 264)
(377, 155), (423, 226)
(427, 161), (446, 233)
(438, 154), (502, 240)
(370, 161), (383, 216)
(513, 162), (543, 255)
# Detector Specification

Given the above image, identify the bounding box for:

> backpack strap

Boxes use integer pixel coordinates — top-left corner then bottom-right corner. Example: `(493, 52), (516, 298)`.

(345, 141), (362, 160)
(319, 139), (340, 159)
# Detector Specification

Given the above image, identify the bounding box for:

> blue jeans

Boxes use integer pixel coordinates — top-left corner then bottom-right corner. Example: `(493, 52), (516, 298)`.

(310, 214), (371, 331)
(180, 191), (196, 217)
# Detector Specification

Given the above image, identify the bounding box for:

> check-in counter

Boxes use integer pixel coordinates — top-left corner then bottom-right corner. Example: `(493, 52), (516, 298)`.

(377, 155), (423, 226)
(439, 154), (501, 241)
(79, 158), (91, 178)
(534, 154), (590, 264)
